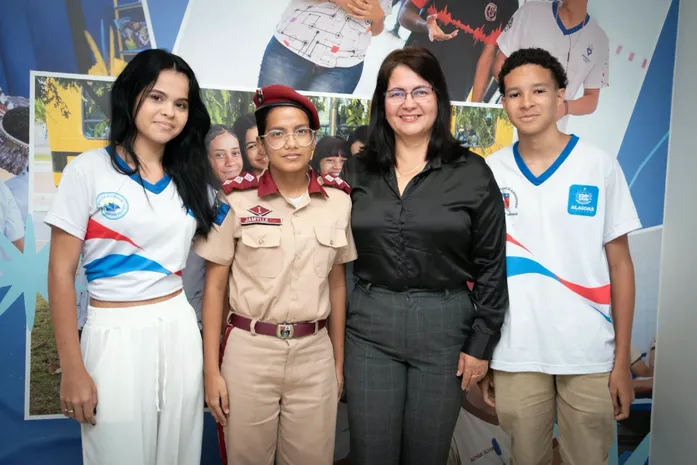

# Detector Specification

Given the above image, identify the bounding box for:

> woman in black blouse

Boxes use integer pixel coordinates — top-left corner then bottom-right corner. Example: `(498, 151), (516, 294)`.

(341, 46), (508, 465)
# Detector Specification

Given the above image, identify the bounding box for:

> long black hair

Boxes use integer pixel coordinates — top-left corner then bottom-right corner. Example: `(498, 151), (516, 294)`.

(232, 112), (259, 173)
(364, 46), (463, 172)
(108, 49), (216, 236)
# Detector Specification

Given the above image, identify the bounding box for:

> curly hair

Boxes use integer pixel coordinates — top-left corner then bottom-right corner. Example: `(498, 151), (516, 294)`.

(498, 48), (569, 95)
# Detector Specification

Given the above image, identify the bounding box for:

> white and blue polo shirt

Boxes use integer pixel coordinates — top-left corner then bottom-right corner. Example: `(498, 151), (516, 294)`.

(486, 135), (641, 374)
(44, 147), (198, 302)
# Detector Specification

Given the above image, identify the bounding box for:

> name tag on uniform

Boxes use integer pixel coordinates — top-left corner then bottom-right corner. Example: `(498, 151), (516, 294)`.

(240, 205), (282, 225)
(240, 216), (282, 225)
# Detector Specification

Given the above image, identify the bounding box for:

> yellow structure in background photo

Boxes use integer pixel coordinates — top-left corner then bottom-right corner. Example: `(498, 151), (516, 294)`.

(43, 79), (109, 187)
(451, 105), (514, 158)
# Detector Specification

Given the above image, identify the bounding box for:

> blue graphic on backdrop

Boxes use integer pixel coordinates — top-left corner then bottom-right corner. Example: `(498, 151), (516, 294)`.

(0, 216), (48, 331)
(617, 0), (679, 229)
(147, 0), (189, 52)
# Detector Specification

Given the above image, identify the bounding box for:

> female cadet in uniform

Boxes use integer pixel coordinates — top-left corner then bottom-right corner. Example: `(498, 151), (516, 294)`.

(195, 84), (356, 465)
(341, 46), (509, 465)
(45, 49), (216, 465)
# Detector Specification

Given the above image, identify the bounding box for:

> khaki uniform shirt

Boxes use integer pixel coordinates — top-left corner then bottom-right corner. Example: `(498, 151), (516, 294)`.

(194, 169), (357, 324)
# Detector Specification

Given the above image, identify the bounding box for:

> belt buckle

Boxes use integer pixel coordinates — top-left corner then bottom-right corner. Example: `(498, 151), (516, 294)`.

(276, 323), (294, 339)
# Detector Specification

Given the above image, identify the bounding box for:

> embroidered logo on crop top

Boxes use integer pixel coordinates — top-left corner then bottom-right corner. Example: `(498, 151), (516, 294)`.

(96, 192), (129, 220)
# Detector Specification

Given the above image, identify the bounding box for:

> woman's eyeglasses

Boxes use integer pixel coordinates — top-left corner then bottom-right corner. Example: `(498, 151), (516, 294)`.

(385, 86), (435, 105)
(261, 127), (316, 149)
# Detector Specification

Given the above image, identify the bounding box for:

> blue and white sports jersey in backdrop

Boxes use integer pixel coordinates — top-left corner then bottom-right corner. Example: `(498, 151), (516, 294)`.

(44, 146), (197, 302)
(497, 0), (610, 132)
(486, 135), (642, 374)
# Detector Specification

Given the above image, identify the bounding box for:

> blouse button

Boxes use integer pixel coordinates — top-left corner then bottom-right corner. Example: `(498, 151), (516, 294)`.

(330, 240), (334, 246)
(259, 238), (265, 245)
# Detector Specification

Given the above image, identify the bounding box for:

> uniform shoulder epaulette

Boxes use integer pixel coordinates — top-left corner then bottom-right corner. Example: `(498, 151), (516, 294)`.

(317, 174), (351, 194)
(222, 172), (259, 195)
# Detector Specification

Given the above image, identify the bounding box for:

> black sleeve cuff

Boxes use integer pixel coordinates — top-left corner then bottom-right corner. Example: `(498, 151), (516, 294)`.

(463, 322), (501, 360)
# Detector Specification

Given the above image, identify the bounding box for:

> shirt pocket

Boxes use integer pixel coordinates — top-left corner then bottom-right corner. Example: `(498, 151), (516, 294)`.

(240, 227), (283, 278)
(313, 225), (348, 278)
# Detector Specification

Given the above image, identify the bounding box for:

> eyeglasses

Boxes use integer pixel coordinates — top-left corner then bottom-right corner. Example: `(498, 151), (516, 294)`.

(261, 127), (316, 149)
(385, 86), (435, 105)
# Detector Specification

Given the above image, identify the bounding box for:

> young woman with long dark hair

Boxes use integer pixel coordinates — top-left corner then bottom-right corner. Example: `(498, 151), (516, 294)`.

(45, 49), (216, 465)
(232, 112), (268, 177)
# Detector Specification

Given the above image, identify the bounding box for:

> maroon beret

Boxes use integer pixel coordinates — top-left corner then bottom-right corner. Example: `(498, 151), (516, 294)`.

(252, 84), (321, 130)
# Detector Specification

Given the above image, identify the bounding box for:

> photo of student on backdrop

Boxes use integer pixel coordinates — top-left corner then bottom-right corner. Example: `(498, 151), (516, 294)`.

(258, 0), (393, 93)
(0, 96), (30, 226)
(399, 0), (518, 103)
(347, 125), (369, 156)
(311, 135), (352, 177)
(182, 125), (241, 330)
(233, 113), (269, 178)
(0, 91), (28, 259)
(490, 0), (609, 132)
(0, 179), (24, 253)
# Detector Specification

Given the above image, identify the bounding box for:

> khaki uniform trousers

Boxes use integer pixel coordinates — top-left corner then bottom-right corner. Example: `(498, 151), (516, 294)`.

(493, 371), (615, 465)
(220, 325), (338, 465)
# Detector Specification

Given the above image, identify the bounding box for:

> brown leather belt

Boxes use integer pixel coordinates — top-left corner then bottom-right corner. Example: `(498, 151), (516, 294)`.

(229, 313), (327, 340)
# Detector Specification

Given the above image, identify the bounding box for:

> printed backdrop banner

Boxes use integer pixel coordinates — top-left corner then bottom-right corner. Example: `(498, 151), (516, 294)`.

(0, 0), (678, 464)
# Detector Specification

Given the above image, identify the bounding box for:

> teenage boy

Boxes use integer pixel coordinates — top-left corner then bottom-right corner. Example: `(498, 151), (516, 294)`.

(481, 47), (641, 465)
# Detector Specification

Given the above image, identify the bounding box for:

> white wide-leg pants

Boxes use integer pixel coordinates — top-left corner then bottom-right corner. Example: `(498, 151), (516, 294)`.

(80, 292), (204, 465)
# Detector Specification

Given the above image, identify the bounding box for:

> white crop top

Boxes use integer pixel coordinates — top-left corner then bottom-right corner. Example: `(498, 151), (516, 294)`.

(44, 147), (197, 302)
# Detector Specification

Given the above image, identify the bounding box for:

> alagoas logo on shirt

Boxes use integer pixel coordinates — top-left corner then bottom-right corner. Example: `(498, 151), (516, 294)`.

(567, 184), (599, 217)
(96, 192), (129, 220)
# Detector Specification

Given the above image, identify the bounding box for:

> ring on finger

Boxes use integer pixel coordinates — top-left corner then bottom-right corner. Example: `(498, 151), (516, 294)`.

(64, 408), (75, 414)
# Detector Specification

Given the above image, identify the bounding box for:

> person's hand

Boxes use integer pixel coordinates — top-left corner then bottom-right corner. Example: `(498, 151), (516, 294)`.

(426, 14), (458, 42)
(335, 362), (344, 402)
(205, 371), (230, 425)
(60, 367), (98, 425)
(457, 352), (489, 391)
(347, 0), (385, 23)
(609, 365), (634, 420)
(479, 371), (496, 408)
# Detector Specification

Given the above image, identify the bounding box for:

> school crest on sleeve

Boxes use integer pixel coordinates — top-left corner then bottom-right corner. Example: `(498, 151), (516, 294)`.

(240, 205), (282, 225)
